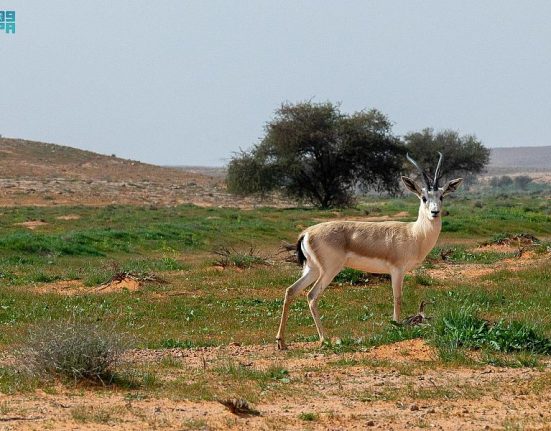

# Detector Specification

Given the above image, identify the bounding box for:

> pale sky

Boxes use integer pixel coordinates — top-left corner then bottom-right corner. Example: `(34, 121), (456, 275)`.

(1, 1), (549, 166)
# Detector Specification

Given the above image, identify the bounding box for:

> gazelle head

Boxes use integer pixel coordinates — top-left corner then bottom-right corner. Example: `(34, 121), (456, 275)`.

(401, 152), (463, 221)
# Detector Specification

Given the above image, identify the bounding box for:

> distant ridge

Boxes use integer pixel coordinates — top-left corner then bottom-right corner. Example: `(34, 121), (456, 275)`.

(489, 146), (551, 170)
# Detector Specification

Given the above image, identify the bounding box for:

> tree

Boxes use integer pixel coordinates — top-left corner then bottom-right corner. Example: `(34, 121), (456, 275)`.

(403, 128), (490, 183)
(513, 175), (532, 190)
(489, 175), (513, 188)
(227, 101), (405, 208)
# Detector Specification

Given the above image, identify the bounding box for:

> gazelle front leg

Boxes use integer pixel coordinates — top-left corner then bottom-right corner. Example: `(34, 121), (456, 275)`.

(391, 269), (405, 322)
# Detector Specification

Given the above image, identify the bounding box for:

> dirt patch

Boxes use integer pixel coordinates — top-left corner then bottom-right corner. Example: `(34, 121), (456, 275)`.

(95, 276), (141, 293)
(365, 338), (435, 362)
(14, 220), (48, 230)
(31, 280), (84, 295)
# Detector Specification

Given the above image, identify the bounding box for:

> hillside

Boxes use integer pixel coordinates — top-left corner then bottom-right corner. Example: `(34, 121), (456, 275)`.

(488, 146), (551, 173)
(0, 138), (279, 207)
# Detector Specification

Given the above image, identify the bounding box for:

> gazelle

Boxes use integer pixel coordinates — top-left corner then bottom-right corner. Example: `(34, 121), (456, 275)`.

(276, 153), (463, 350)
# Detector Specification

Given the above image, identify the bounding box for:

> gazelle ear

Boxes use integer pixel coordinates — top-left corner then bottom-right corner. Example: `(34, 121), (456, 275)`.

(441, 178), (463, 196)
(401, 176), (422, 197)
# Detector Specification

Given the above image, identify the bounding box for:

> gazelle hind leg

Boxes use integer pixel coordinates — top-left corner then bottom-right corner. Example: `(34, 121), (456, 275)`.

(307, 266), (342, 346)
(276, 265), (318, 350)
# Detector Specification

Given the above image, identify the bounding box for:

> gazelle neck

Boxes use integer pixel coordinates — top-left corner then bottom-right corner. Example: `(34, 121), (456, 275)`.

(412, 203), (442, 242)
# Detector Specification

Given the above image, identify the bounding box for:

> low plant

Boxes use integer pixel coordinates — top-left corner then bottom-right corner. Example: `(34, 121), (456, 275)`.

(298, 412), (318, 421)
(22, 319), (131, 384)
(434, 306), (551, 354)
(213, 246), (269, 269)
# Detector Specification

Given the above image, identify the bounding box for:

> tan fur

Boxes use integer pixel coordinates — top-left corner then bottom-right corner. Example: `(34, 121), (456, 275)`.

(304, 217), (440, 272)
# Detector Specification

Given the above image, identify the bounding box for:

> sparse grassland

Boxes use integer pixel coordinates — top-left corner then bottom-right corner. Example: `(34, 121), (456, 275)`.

(0, 192), (550, 429)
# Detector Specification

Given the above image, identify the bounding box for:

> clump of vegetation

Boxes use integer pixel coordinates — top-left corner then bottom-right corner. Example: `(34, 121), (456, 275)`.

(213, 246), (269, 269)
(23, 320), (131, 384)
(298, 412), (318, 421)
(483, 232), (540, 246)
(514, 175), (533, 190)
(333, 268), (370, 285)
(488, 175), (535, 192)
(434, 306), (551, 354)
(489, 175), (514, 188)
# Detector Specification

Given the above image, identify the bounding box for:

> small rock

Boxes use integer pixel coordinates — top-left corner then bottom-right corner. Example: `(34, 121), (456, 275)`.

(427, 408), (436, 414)
(410, 404), (419, 411)
(462, 408), (469, 413)
(367, 420), (375, 426)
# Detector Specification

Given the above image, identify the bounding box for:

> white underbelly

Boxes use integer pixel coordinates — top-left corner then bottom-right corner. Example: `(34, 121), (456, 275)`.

(344, 253), (391, 274)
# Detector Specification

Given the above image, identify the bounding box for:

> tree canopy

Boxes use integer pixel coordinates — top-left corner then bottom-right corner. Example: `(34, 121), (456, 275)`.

(403, 128), (490, 183)
(227, 101), (405, 208)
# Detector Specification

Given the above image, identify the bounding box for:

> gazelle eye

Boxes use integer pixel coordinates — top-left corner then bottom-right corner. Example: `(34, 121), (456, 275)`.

(422, 197), (427, 203)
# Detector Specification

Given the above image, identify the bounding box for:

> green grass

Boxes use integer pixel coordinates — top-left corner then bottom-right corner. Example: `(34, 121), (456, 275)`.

(1, 195), (550, 383)
(429, 245), (515, 264)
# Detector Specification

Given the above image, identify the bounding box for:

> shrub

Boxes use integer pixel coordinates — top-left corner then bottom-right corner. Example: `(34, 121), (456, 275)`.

(23, 320), (130, 384)
(514, 175), (533, 190)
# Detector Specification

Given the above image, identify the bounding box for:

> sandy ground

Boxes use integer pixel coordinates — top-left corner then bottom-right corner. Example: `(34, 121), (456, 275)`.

(1, 340), (550, 430)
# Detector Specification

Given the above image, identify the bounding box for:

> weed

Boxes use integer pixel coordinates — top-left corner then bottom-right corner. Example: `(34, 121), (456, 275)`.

(298, 412), (318, 421)
(213, 246), (269, 269)
(71, 405), (122, 424)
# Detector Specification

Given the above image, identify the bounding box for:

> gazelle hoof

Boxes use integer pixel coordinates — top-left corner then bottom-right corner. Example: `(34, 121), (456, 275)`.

(276, 338), (287, 350)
